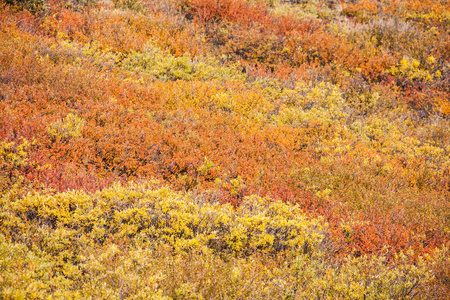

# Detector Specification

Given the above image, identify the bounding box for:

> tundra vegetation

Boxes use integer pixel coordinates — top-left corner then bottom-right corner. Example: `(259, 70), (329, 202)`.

(0, 0), (449, 298)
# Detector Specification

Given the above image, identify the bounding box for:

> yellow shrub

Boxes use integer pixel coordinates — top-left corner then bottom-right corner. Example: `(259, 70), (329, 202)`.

(0, 182), (437, 298)
(46, 113), (85, 142)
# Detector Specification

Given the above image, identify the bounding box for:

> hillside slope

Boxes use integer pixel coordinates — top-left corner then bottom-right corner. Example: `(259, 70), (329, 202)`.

(1, 0), (450, 298)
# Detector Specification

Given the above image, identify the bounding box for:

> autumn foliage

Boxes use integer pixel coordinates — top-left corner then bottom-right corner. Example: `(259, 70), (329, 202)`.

(1, 0), (450, 298)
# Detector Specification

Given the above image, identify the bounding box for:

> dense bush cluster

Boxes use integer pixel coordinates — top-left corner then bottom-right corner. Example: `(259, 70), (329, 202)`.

(0, 183), (439, 298)
(0, 0), (449, 297)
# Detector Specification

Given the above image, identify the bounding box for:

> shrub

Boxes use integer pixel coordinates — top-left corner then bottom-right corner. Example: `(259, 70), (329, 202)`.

(46, 113), (85, 143)
(0, 138), (36, 195)
(1, 0), (46, 12)
(0, 182), (437, 298)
